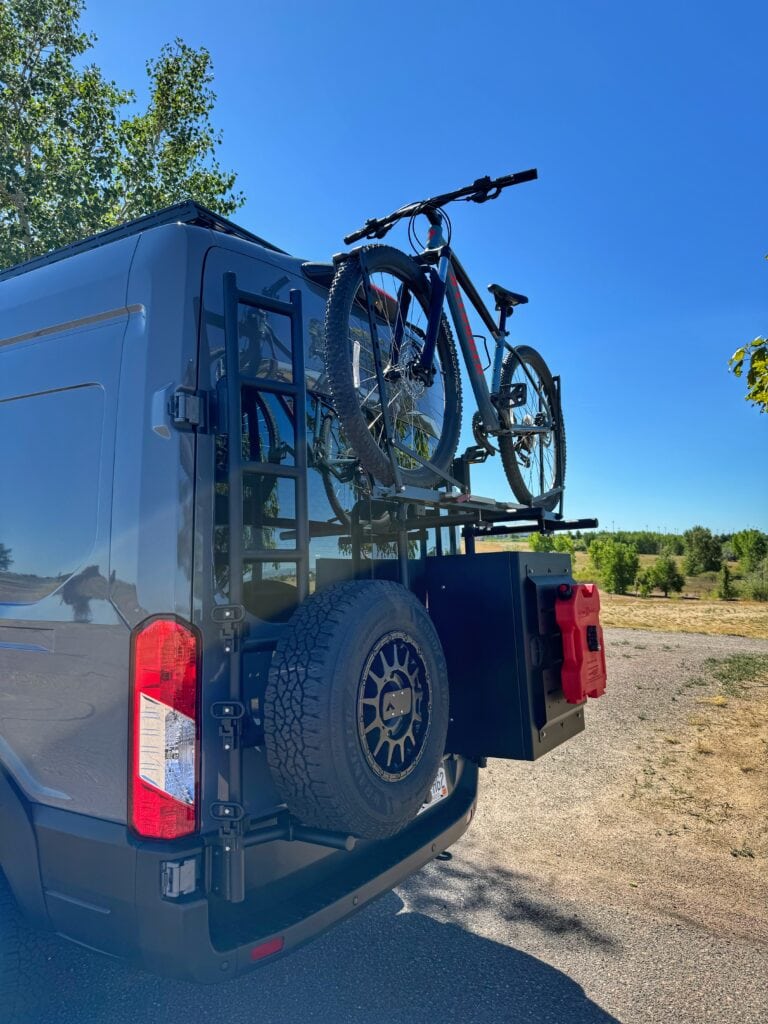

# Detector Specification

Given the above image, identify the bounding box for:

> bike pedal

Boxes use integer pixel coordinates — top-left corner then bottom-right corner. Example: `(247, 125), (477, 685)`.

(491, 383), (528, 410)
(462, 445), (490, 465)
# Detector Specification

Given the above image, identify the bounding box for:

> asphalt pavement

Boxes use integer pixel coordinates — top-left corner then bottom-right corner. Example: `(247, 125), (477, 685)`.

(8, 629), (768, 1024)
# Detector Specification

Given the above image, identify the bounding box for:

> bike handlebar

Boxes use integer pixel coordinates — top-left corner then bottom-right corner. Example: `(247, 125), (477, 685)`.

(343, 168), (538, 245)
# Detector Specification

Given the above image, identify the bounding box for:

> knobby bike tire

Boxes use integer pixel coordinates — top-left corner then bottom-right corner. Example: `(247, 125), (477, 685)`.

(497, 345), (566, 511)
(324, 246), (462, 489)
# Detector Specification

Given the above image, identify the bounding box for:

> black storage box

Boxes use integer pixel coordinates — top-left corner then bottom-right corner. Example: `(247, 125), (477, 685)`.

(425, 551), (585, 760)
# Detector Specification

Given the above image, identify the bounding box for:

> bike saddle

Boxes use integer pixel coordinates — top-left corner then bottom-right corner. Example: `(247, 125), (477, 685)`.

(488, 283), (528, 310)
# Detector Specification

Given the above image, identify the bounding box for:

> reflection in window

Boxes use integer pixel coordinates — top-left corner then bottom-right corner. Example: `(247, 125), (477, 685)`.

(0, 386), (103, 605)
(237, 304), (293, 383)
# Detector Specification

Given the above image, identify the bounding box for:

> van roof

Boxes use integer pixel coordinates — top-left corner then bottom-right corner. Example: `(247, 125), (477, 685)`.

(0, 201), (288, 284)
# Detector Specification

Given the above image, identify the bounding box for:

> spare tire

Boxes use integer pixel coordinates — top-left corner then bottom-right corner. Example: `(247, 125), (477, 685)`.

(264, 580), (449, 839)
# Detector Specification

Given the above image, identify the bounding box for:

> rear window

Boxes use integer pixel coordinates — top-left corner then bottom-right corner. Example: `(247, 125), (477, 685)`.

(0, 385), (104, 605)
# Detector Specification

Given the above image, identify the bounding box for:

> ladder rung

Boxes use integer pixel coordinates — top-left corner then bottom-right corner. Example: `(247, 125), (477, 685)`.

(242, 550), (304, 562)
(240, 377), (297, 397)
(235, 289), (298, 319)
(242, 463), (301, 478)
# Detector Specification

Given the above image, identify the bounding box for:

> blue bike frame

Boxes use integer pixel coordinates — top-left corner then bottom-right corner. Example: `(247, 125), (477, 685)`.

(390, 219), (524, 437)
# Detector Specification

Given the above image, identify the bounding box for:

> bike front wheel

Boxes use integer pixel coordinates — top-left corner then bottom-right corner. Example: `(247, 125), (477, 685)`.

(497, 345), (566, 510)
(324, 246), (462, 489)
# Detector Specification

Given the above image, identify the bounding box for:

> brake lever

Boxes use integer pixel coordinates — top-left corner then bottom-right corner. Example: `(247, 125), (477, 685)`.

(466, 185), (502, 204)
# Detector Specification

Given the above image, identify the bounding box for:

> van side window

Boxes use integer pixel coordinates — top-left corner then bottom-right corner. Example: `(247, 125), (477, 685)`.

(0, 386), (103, 605)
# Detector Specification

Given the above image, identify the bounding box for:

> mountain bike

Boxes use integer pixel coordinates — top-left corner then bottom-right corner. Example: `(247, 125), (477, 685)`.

(323, 169), (566, 510)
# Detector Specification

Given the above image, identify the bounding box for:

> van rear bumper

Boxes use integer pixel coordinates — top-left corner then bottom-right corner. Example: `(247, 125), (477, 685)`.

(7, 761), (477, 982)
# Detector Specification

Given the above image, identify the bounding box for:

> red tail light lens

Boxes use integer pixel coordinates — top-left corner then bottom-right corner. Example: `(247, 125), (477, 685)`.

(130, 617), (200, 839)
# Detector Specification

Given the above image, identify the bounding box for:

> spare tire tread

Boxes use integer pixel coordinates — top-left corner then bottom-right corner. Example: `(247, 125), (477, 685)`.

(264, 580), (449, 839)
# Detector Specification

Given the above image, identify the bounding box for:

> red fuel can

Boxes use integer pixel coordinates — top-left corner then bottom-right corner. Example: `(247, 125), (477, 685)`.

(554, 583), (607, 704)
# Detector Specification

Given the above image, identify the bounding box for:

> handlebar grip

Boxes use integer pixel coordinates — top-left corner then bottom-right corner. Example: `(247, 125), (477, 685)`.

(343, 227), (367, 245)
(344, 217), (391, 245)
(497, 168), (538, 186)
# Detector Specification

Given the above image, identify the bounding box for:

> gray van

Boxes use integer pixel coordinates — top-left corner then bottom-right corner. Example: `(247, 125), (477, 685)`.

(0, 203), (604, 1014)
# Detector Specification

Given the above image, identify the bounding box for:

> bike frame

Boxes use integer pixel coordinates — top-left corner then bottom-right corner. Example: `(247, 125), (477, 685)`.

(388, 218), (550, 440)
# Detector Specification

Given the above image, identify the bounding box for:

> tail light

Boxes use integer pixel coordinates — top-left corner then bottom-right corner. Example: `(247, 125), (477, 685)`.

(130, 617), (200, 839)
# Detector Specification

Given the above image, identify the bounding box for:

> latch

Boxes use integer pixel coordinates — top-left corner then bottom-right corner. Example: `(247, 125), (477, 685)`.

(170, 388), (207, 431)
(211, 604), (247, 652)
(211, 700), (245, 752)
(160, 857), (198, 898)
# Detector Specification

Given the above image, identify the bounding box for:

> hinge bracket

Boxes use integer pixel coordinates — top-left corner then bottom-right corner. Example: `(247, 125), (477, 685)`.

(170, 388), (208, 431)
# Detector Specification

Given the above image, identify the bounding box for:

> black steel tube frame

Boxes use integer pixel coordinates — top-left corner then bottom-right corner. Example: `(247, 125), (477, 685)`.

(220, 274), (309, 902)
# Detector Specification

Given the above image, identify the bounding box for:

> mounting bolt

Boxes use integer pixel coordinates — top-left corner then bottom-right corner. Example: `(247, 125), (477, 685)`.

(224, 743), (231, 751)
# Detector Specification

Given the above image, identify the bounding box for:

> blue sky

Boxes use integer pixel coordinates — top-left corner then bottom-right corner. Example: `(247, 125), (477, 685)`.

(84, 0), (767, 534)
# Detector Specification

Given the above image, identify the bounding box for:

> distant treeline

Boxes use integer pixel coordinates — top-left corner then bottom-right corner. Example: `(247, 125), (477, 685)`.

(532, 527), (768, 601)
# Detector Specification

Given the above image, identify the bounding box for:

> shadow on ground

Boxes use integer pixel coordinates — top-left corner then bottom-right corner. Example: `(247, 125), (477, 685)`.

(16, 859), (621, 1024)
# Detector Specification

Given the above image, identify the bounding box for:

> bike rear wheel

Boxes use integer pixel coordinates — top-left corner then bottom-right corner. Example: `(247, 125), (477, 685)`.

(318, 411), (390, 531)
(497, 345), (566, 510)
(324, 246), (462, 489)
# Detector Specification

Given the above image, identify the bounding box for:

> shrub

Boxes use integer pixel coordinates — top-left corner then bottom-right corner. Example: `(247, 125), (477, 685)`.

(683, 525), (722, 575)
(732, 530), (768, 573)
(716, 563), (737, 601)
(742, 557), (768, 601)
(636, 570), (653, 598)
(589, 539), (639, 595)
(650, 554), (685, 597)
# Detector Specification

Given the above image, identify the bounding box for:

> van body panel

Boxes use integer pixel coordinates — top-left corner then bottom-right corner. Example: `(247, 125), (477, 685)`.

(0, 225), (209, 822)
(0, 280), (132, 819)
(0, 236), (138, 346)
(109, 225), (210, 627)
(0, 209), (487, 980)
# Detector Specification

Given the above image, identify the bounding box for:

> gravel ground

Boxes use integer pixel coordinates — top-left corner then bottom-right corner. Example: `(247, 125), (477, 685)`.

(8, 628), (768, 1024)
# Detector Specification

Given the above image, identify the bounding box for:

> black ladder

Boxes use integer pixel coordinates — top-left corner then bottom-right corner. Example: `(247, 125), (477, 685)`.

(216, 272), (308, 902)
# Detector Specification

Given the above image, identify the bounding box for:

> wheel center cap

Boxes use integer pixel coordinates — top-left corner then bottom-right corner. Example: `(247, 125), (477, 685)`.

(381, 685), (413, 722)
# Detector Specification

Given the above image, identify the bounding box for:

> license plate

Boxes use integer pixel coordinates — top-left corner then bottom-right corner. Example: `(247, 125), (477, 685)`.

(418, 763), (449, 814)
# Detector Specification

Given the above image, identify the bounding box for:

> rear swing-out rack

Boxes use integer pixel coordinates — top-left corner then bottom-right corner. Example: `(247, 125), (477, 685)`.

(211, 273), (597, 901)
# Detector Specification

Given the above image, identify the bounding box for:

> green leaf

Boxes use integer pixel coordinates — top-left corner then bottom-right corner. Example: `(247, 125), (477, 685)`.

(0, 2), (243, 269)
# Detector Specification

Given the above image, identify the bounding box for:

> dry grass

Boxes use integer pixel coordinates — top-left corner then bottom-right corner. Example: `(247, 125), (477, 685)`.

(599, 593), (768, 639)
(633, 655), (768, 859)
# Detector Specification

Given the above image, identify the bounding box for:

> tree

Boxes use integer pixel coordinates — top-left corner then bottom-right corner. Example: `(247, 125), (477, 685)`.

(730, 336), (768, 415)
(682, 525), (722, 575)
(0, 543), (12, 572)
(0, 0), (242, 268)
(731, 529), (768, 573)
(729, 253), (767, 413)
(649, 553), (684, 597)
(529, 533), (575, 555)
(716, 563), (737, 601)
(588, 538), (639, 595)
(553, 534), (576, 556)
(742, 558), (768, 602)
(529, 532), (554, 552)
(636, 569), (653, 598)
